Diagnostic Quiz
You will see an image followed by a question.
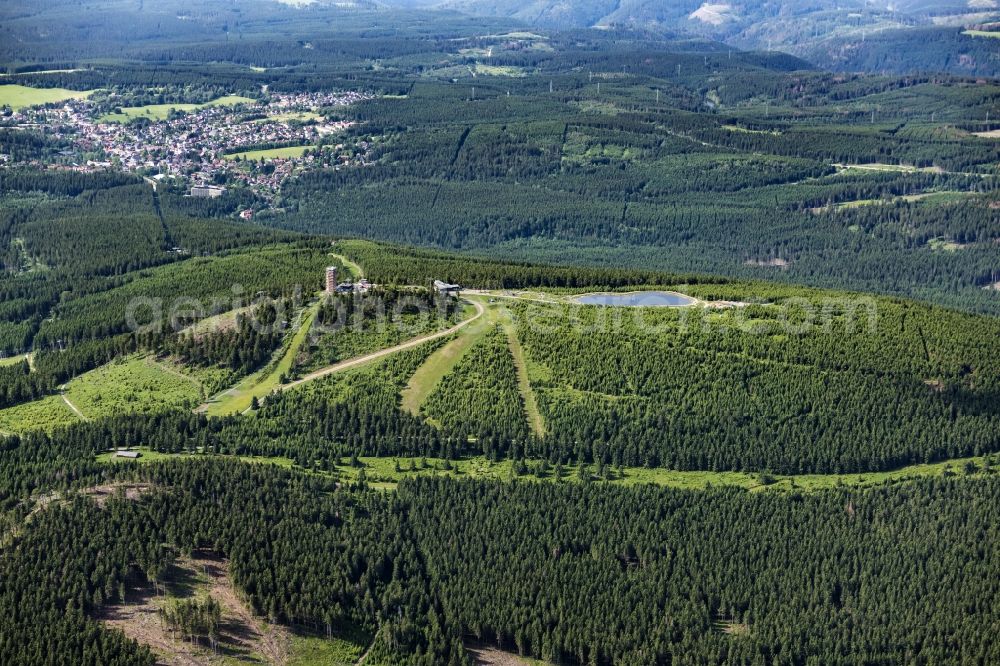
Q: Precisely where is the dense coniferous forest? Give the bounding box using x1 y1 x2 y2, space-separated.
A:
272 82 1000 314
405 476 1000 664
1 447 999 664
2 4 1000 664
512 297 1000 472
1 168 998 663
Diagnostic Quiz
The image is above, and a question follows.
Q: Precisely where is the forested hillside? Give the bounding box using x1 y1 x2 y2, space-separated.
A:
807 26 1000 77
2 445 999 664
394 0 1000 76
1 191 998 663
1 7 999 664
270 63 1000 314
3 9 999 312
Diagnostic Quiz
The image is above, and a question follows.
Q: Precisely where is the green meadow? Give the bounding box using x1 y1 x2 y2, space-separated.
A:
963 29 1000 39
288 625 370 666
334 454 998 492
97 448 997 495
0 354 30 368
0 84 93 109
0 394 79 434
64 356 202 419
224 145 313 161
98 95 255 122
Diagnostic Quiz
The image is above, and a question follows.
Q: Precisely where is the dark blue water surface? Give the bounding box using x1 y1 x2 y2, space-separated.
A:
575 291 696 307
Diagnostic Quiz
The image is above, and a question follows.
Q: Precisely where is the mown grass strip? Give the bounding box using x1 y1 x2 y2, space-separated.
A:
202 301 319 417
503 323 545 437
400 298 497 415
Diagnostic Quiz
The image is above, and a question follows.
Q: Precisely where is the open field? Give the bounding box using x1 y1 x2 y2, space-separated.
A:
289 625 370 666
474 64 530 77
264 111 322 123
927 236 974 252
0 69 87 77
224 145 313 161
0 394 79 434
0 353 30 368
722 124 781 135
337 454 1000 493
64 355 202 419
502 322 545 437
328 251 364 279
0 84 93 109
96 448 296 467
834 162 945 174
899 191 975 204
810 190 975 213
95 449 998 494
98 95 255 123
181 306 254 337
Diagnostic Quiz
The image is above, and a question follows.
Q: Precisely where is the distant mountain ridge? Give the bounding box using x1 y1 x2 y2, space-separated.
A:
381 0 1000 74
386 0 990 32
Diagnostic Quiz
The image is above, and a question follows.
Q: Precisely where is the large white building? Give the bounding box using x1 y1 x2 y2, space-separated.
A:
190 185 226 198
434 280 462 294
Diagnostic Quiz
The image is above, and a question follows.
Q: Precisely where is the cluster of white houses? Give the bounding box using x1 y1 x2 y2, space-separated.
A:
1 92 374 201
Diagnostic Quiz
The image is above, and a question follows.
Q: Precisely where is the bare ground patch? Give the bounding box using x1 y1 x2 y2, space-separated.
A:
466 641 541 666
97 551 290 665
81 482 157 506
744 257 791 269
718 621 751 637
924 378 946 393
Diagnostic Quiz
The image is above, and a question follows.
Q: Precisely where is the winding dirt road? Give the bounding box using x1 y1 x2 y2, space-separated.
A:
280 299 485 392
59 387 89 421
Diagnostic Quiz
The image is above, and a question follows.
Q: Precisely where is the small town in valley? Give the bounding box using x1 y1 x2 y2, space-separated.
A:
0 90 374 201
